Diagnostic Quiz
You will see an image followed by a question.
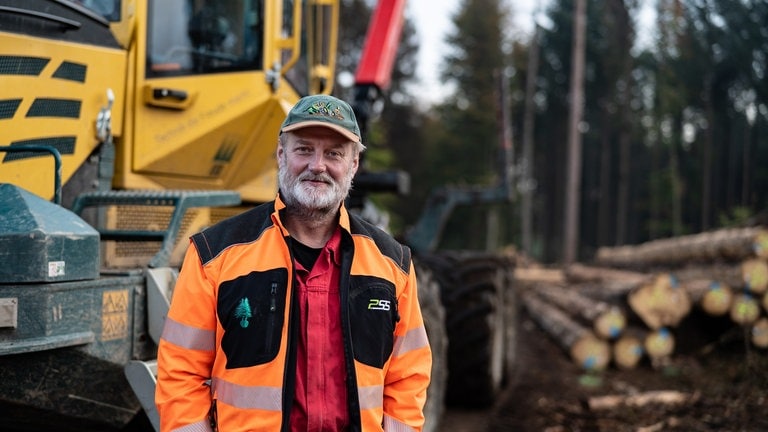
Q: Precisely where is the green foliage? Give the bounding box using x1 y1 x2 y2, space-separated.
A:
337 0 768 262
435 0 511 187
718 207 754 228
523 0 768 260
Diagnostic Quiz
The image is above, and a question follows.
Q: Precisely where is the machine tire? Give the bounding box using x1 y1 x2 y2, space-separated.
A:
414 258 448 432
437 251 517 408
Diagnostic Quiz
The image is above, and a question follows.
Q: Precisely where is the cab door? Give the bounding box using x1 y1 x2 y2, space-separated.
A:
122 0 299 203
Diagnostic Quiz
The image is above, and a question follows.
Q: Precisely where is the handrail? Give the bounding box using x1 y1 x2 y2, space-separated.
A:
0 145 63 205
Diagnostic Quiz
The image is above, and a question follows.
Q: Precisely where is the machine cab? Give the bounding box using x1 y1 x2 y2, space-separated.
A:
0 0 338 204
122 0 337 203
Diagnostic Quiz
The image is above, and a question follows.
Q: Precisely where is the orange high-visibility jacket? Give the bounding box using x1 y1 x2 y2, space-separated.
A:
155 196 432 432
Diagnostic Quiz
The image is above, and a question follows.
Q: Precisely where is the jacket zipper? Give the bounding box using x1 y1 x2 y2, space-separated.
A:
267 281 278 349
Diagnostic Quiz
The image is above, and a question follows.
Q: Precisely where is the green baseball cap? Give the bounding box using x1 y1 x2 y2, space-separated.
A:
280 94 361 143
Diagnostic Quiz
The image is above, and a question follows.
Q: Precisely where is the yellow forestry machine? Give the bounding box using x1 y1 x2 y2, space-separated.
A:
0 1 517 430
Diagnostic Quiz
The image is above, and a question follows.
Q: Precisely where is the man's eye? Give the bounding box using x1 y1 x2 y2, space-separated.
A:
327 151 343 158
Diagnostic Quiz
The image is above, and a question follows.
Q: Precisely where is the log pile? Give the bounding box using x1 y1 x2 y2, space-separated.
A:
516 226 768 372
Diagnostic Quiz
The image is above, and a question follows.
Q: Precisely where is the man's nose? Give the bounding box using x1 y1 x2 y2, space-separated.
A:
307 153 327 172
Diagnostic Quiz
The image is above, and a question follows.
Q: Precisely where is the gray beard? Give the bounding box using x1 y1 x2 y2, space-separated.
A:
278 167 354 222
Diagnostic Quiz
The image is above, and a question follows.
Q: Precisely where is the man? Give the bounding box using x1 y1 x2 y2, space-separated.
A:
155 94 432 432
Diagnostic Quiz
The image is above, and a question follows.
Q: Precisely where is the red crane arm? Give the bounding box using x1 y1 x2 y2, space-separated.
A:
354 0 407 91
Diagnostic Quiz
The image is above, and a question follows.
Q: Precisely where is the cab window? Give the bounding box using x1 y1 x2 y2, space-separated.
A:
147 0 263 77
74 0 121 21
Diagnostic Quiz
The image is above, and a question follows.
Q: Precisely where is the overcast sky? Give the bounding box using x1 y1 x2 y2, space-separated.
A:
407 0 545 105
406 0 655 106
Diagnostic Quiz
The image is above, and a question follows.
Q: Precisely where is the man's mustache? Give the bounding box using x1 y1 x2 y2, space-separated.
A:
299 173 334 184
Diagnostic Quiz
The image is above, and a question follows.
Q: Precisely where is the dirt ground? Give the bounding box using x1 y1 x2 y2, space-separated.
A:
438 308 768 432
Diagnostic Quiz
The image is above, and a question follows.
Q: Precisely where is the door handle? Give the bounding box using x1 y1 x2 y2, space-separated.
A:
153 88 188 101
143 85 195 109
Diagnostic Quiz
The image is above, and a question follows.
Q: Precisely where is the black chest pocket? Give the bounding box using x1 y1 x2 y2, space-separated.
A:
349 275 399 369
218 268 288 368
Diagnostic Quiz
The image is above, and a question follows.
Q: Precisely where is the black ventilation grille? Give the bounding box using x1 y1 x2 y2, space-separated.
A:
0 55 49 76
53 61 87 82
2 137 77 162
27 98 81 118
0 99 22 119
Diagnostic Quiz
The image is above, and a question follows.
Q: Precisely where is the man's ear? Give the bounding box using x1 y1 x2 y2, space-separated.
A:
276 144 284 166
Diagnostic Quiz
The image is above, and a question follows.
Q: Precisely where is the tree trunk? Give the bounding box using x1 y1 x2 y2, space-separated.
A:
701 77 714 230
520 25 540 255
594 227 768 268
562 0 587 264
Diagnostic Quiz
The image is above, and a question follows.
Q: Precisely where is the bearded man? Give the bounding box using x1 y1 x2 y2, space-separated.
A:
155 94 432 432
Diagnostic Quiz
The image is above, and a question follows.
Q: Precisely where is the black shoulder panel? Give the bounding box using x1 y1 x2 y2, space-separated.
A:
348 212 411 275
191 201 276 264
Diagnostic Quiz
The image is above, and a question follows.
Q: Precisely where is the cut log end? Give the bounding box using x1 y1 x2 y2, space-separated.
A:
613 335 644 370
629 273 691 329
742 258 768 294
644 328 675 360
755 230 768 259
730 293 761 326
700 282 734 316
570 334 611 372
594 308 627 340
752 318 768 348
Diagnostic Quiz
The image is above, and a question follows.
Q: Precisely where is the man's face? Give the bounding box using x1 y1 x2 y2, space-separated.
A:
277 126 359 213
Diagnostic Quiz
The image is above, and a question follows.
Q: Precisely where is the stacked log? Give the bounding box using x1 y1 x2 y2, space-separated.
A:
753 318 768 348
643 327 676 367
612 329 645 369
520 287 611 372
590 226 768 354
515 226 768 374
628 273 691 330
682 280 733 316
594 226 768 269
534 283 627 339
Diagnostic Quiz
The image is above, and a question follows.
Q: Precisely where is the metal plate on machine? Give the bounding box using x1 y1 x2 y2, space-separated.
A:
0 298 18 328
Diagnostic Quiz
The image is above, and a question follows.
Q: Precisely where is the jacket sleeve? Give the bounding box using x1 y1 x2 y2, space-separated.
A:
155 242 218 432
382 260 432 431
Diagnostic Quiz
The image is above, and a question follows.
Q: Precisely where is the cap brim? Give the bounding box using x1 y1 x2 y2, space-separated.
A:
281 121 360 143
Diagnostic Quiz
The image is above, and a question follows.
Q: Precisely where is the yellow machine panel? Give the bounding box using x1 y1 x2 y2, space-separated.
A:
0 32 126 200
1 0 338 205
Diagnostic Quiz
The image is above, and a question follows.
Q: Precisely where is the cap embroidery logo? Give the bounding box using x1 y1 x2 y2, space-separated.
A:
307 101 345 120
234 298 252 328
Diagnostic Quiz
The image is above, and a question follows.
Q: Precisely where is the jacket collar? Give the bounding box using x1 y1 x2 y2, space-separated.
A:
272 193 352 235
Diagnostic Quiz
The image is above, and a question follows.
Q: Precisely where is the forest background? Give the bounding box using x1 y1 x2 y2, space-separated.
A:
333 0 768 264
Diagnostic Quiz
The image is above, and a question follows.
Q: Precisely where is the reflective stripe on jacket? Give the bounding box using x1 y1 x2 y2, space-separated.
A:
155 196 431 432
